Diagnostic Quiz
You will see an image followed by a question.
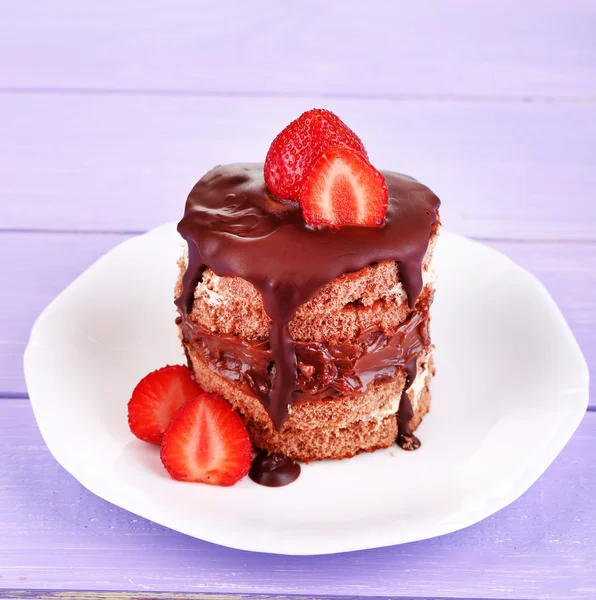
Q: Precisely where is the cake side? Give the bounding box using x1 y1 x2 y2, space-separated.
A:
175 162 441 459
177 268 435 401
177 229 438 341
185 345 434 461
176 254 437 461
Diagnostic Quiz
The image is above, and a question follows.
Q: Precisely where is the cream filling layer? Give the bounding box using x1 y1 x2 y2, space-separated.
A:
363 355 433 423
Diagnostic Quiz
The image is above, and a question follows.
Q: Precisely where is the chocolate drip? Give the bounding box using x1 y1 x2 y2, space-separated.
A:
177 240 205 317
397 260 424 309
175 163 440 437
397 358 422 451
268 321 297 429
249 451 301 487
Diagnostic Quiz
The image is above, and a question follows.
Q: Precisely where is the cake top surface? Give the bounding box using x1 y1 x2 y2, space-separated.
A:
177 163 440 322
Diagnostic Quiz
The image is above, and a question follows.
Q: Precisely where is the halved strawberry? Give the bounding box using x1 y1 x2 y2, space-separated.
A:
299 145 388 228
264 109 367 200
160 392 252 486
128 365 203 445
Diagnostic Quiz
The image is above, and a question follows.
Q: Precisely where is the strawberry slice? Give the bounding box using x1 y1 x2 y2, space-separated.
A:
299 145 388 228
128 365 203 445
264 109 367 200
160 392 252 486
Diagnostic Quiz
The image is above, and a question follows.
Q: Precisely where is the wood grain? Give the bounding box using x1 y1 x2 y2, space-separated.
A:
0 398 593 599
1 1 595 98
1 94 594 241
0 593 399 600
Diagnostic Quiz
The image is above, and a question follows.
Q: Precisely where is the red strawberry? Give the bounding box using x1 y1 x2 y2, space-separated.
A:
160 392 252 486
264 109 367 200
128 365 203 445
299 145 388 228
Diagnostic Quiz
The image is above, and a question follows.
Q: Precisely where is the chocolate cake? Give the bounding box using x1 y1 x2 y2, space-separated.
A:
175 162 440 465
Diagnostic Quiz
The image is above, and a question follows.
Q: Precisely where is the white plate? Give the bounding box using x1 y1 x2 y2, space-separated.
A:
24 224 589 555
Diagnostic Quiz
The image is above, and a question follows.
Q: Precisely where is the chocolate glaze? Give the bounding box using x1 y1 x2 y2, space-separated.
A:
176 163 440 436
249 451 301 487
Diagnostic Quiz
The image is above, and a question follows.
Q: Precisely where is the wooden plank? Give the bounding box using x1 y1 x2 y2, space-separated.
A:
0 232 131 396
0 232 594 407
0 398 594 599
0 596 462 600
1 0 595 98
1 94 595 240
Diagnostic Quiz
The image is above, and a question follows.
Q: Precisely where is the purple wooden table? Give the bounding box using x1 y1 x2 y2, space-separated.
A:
1 2 595 599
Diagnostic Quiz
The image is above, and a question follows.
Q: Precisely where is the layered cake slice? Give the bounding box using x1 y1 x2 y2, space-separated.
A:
175 110 440 479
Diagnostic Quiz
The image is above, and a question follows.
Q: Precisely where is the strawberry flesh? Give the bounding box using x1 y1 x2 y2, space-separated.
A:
160 392 252 486
264 109 367 200
299 145 388 228
128 365 203 445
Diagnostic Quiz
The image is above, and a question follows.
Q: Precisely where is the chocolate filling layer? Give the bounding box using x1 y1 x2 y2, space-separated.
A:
180 294 431 405
176 163 440 434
